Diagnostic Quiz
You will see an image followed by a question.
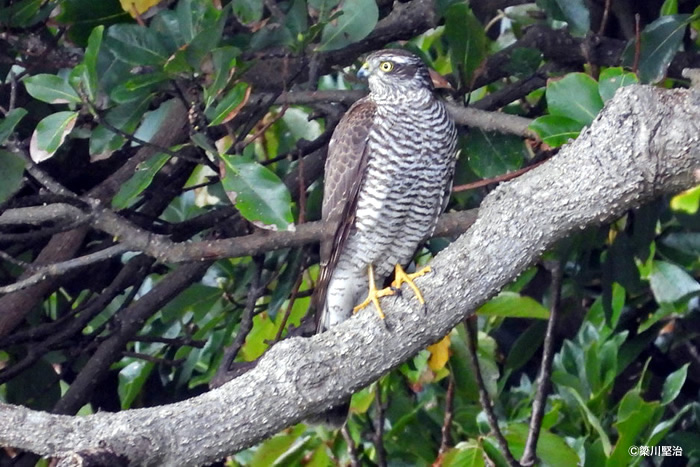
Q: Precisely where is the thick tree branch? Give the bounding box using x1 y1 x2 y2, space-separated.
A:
0 85 698 465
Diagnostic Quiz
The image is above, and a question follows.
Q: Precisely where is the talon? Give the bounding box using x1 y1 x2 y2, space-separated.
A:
391 264 431 305
353 264 395 319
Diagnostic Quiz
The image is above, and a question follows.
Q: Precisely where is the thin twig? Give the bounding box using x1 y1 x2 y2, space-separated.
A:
453 160 546 193
632 14 641 74
0 245 131 294
210 256 265 387
374 383 387 467
598 0 612 34
272 268 305 344
465 316 520 467
130 335 206 349
521 260 562 466
341 425 360 467
122 351 184 367
438 375 455 457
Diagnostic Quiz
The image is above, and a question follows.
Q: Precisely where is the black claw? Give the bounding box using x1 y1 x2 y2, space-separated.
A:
421 302 428 315
382 318 393 332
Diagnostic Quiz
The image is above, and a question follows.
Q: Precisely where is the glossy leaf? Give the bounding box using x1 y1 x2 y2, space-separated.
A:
23 74 81 105
441 441 485 467
444 3 487 87
622 15 691 83
0 150 26 203
218 153 294 231
529 115 583 147
538 0 590 36
29 111 79 162
89 99 151 159
464 130 526 178
0 108 28 145
112 152 172 209
207 82 250 125
105 24 171 66
232 0 263 24
317 0 378 51
77 25 104 101
661 363 688 405
477 292 549 319
502 423 581 466
56 0 129 45
546 73 603 126
598 67 639 102
118 359 155 409
649 260 700 304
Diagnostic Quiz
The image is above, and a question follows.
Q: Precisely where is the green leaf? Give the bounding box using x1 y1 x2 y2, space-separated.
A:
464 130 526 178
207 82 250 125
503 423 581 466
607 391 662 467
546 73 603 126
232 0 263 24
23 74 81 105
79 25 104 101
218 154 294 231
105 24 171 66
56 0 129 46
598 68 639 102
563 386 612 455
4 358 61 410
112 152 172 209
317 0 378 51
661 363 688 405
110 72 168 104
308 0 341 22
249 424 306 467
118 359 155 409
444 3 488 87
649 260 700 304
0 0 52 28
441 441 485 467
504 321 547 375
0 108 28 145
30 111 79 162
477 292 550 319
90 99 151 159
0 150 26 203
538 0 590 36
660 0 678 16
670 185 700 215
529 115 583 147
203 47 239 108
622 15 691 83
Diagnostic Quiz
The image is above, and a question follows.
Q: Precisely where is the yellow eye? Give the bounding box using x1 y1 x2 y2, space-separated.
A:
379 61 394 72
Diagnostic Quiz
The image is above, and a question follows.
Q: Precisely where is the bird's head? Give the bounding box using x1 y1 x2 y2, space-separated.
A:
357 49 433 98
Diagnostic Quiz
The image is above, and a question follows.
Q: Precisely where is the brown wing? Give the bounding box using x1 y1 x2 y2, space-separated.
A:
312 97 376 325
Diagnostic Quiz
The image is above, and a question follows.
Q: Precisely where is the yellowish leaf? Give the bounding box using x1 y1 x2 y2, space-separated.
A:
119 0 164 18
427 335 451 371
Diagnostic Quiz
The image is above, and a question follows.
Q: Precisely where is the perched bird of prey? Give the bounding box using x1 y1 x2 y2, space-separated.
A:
313 49 458 425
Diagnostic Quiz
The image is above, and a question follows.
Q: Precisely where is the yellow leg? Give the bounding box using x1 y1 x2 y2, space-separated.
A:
353 264 395 319
391 264 431 305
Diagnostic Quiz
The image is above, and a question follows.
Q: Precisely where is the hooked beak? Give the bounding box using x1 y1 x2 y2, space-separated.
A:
357 62 370 79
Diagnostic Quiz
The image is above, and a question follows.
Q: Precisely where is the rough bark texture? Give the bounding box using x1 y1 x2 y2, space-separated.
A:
1 85 698 466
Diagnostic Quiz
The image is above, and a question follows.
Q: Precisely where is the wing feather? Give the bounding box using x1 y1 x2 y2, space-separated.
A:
312 97 375 326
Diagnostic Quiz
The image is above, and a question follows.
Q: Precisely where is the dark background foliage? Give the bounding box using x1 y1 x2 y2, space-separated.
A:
0 0 699 465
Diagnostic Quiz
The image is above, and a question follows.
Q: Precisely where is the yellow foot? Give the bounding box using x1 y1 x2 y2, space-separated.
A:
391 264 431 305
353 264 395 319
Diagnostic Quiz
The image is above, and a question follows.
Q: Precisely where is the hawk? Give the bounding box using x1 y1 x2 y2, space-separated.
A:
313 49 458 424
